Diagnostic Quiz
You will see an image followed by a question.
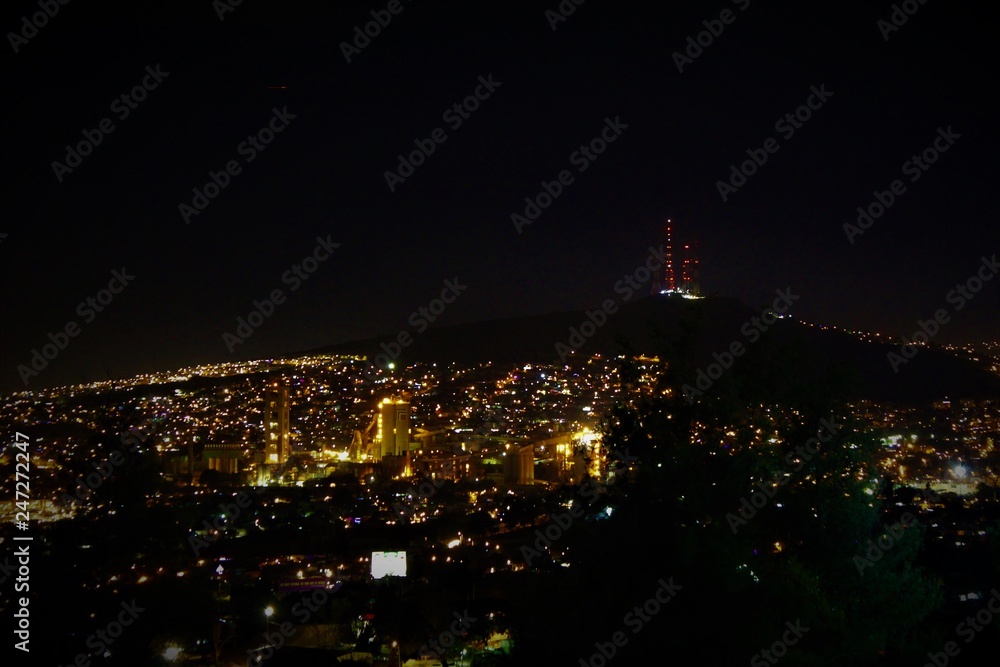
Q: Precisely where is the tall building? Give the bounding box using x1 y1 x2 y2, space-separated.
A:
376 395 410 460
265 381 291 465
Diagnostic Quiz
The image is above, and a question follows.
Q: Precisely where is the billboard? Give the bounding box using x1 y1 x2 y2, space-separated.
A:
371 551 407 578
277 576 335 594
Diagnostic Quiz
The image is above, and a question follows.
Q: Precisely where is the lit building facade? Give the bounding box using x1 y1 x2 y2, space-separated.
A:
265 381 291 465
203 444 245 474
377 396 410 460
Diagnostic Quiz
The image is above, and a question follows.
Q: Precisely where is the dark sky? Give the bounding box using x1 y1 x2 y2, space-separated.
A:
3 0 998 394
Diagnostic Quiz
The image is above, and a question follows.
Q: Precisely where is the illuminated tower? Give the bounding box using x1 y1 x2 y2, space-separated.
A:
664 219 677 292
658 219 701 297
679 239 700 295
264 381 291 465
376 396 410 460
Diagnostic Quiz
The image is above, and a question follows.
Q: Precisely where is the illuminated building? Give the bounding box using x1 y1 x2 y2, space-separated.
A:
265 381 291 465
203 444 244 474
377 395 410 460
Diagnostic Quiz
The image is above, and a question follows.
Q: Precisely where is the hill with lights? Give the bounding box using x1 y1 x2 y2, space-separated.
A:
310 294 1000 403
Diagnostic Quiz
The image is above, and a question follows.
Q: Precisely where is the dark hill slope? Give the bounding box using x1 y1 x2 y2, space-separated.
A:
309 296 999 402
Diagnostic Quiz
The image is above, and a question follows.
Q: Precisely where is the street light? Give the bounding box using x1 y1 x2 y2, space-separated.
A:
264 606 274 638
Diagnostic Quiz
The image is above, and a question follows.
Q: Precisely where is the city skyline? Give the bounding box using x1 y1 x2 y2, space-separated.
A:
3 2 999 665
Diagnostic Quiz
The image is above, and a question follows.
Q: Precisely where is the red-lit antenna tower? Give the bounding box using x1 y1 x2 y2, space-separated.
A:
661 220 701 296
681 241 698 294
679 240 700 294
664 219 676 291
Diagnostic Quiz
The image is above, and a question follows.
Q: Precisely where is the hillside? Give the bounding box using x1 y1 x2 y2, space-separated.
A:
308 295 1000 403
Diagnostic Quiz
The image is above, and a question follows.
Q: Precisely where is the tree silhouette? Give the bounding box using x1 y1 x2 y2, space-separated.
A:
575 316 943 664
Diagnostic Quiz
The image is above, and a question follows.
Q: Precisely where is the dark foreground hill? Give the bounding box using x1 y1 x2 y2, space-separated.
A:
308 295 1000 403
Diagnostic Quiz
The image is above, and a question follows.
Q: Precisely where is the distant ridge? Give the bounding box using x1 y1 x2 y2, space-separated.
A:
305 295 1000 403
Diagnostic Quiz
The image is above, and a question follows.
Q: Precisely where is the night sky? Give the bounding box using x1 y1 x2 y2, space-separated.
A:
3 0 997 393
